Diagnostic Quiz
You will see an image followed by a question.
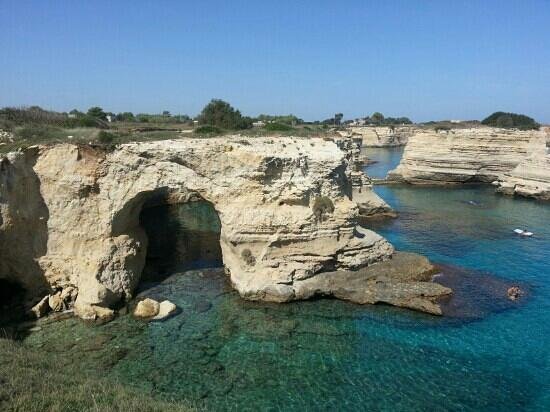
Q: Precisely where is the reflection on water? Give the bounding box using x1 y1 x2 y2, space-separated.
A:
19 148 550 411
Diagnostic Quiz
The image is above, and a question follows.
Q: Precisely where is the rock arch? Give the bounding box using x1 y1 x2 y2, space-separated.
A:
1 138 396 320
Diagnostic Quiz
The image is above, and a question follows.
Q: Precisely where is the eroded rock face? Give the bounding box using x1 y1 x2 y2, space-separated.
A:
340 126 413 147
495 144 550 200
0 137 397 317
388 128 547 186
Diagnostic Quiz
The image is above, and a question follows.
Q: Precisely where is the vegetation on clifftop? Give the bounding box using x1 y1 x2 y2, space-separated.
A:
481 112 540 130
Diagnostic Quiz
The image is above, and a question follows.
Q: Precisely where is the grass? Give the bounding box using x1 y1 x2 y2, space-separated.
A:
0 336 198 412
0 121 335 154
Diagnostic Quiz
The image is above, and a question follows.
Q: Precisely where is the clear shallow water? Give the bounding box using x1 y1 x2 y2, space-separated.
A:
23 148 550 411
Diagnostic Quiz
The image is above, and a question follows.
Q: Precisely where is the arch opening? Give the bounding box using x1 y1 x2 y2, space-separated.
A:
138 194 223 282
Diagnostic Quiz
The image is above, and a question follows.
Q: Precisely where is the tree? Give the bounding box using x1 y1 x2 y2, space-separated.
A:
334 113 344 126
116 112 135 122
162 110 171 117
87 106 107 120
197 99 252 130
371 112 385 125
481 111 539 130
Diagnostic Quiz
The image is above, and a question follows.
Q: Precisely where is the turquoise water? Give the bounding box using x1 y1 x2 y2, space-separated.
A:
23 148 550 411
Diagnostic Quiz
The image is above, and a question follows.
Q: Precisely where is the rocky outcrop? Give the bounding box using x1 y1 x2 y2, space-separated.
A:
341 126 413 147
335 136 395 218
1 137 423 318
494 144 550 200
388 128 547 185
293 251 451 315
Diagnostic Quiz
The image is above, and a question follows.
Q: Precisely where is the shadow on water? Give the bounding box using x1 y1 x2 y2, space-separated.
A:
138 199 223 290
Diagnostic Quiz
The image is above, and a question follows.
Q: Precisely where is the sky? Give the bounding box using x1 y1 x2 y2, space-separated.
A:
1 0 549 122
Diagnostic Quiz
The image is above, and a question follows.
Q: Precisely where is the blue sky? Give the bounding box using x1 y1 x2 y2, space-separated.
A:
1 0 549 122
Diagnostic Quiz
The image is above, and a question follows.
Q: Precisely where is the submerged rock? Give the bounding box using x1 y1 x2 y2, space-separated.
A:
507 286 523 301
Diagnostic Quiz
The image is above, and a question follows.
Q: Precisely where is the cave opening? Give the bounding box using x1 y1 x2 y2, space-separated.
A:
139 196 223 282
0 279 27 325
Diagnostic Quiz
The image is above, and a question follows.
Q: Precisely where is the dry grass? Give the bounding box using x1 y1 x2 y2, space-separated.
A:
0 337 198 412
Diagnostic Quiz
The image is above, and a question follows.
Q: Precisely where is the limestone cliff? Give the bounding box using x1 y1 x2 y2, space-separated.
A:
495 146 550 200
0 136 452 319
0 138 389 315
388 128 547 186
340 126 412 147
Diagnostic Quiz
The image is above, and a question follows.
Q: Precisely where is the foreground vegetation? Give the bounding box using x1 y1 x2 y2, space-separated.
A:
0 336 197 412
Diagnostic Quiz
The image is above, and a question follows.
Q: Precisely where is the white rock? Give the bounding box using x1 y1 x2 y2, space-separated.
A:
133 298 160 318
389 127 547 185
153 300 177 320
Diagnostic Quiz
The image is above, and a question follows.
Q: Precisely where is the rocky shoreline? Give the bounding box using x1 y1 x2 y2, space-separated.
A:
0 136 448 324
387 127 550 200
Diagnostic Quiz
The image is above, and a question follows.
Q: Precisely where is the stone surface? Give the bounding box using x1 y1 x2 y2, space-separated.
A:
30 295 50 319
74 302 115 323
293 252 451 315
153 300 177 320
335 135 395 218
0 137 403 317
388 128 547 186
495 142 550 200
48 292 64 312
133 298 160 318
340 126 413 147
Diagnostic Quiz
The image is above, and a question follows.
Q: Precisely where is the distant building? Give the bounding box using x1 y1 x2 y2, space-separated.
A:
252 120 266 127
106 115 113 123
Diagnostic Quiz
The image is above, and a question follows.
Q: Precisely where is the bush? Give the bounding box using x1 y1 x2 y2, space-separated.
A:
481 112 539 130
197 99 252 130
263 122 294 132
312 196 335 221
194 125 223 135
241 249 256 266
97 130 117 143
14 124 62 140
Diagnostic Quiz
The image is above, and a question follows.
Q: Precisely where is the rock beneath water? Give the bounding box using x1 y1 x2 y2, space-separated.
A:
30 295 50 319
293 252 452 315
153 300 177 320
507 286 523 301
133 298 160 318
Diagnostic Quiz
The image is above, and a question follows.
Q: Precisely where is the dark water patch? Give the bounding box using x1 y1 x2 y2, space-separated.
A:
434 264 529 320
139 200 222 282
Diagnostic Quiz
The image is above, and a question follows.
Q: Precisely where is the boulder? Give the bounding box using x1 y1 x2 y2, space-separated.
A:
48 292 64 312
153 300 177 320
30 296 50 319
133 298 160 318
507 286 523 301
74 302 115 324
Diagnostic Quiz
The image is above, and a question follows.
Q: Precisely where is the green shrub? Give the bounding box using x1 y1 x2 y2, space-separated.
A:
194 125 223 135
263 122 294 132
97 130 118 143
14 125 63 140
197 99 252 130
241 249 256 266
481 112 539 130
312 196 335 221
